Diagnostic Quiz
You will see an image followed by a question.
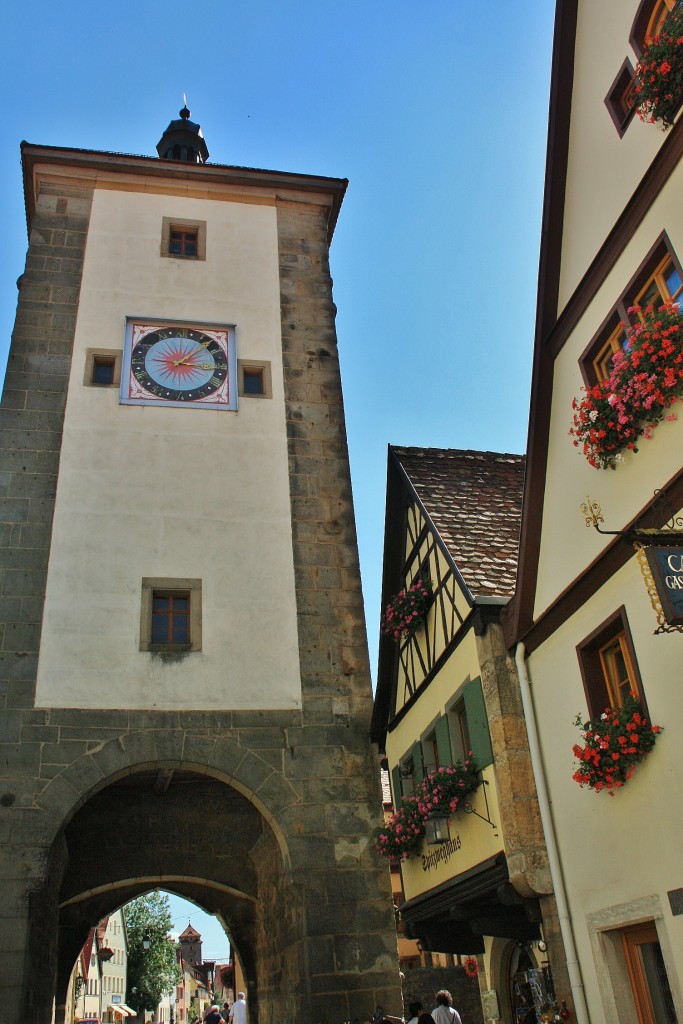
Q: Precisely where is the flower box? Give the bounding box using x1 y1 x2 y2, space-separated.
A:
634 4 683 130
569 302 683 469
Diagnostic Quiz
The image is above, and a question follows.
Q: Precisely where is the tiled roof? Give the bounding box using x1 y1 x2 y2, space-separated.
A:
392 447 525 599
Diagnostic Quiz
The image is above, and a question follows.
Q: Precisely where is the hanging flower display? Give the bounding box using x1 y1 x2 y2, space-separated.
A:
634 4 683 129
375 759 479 859
572 692 662 794
463 957 479 978
569 302 683 469
380 575 433 642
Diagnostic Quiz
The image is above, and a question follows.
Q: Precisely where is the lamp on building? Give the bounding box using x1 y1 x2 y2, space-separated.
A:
424 808 450 845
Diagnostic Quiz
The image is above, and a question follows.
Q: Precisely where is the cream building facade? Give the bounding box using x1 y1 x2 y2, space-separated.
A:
505 3 683 1023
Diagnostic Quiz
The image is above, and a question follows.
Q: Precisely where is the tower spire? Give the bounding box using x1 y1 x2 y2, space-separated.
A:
157 98 209 164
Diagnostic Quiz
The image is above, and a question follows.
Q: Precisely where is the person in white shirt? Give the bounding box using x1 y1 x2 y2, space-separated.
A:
229 992 247 1024
431 990 462 1024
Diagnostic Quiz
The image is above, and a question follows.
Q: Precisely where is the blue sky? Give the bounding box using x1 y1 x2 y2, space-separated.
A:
3 0 555 956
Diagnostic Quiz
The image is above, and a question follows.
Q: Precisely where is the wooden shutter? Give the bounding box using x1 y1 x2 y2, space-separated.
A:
412 742 425 786
463 676 493 768
391 765 402 807
435 715 453 767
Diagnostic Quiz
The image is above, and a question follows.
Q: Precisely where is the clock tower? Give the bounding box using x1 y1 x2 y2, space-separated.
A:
0 111 401 1023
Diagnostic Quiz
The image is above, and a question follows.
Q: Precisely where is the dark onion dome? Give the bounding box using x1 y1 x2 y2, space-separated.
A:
156 102 209 164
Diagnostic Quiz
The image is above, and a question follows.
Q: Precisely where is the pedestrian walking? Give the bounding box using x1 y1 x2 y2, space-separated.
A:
431 990 462 1024
229 991 247 1024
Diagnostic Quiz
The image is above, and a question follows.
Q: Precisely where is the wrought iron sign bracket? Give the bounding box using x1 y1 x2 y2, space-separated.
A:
579 495 683 634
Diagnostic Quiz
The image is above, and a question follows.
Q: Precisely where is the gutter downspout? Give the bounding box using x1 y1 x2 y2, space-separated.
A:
515 642 591 1024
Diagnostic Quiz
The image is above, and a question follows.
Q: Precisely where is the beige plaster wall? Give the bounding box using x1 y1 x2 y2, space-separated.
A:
534 175 683 619
558 0 673 311
35 186 302 709
526 557 683 1021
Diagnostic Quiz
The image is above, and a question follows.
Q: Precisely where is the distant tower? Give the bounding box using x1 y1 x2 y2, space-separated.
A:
179 924 203 966
0 108 401 1024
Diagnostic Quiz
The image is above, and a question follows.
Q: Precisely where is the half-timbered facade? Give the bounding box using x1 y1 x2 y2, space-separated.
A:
372 447 571 1024
503 2 683 1023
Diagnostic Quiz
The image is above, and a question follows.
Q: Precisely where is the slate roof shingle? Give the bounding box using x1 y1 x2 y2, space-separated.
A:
392 446 525 600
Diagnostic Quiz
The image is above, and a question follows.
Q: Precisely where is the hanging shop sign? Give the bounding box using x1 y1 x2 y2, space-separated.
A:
644 547 683 625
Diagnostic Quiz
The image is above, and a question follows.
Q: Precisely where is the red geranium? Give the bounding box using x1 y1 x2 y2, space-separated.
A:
634 4 683 129
572 692 662 794
569 302 683 469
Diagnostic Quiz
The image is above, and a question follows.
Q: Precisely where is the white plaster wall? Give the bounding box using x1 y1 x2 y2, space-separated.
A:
534 173 683 619
35 186 302 709
558 0 673 311
526 559 683 1022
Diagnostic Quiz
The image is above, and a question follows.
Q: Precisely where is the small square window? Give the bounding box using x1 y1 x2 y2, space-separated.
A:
84 349 122 388
169 229 198 258
577 607 646 719
160 217 207 261
238 359 273 399
243 368 264 395
140 577 202 652
605 59 638 136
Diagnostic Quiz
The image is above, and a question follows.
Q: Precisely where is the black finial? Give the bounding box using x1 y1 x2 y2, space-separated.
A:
180 93 191 120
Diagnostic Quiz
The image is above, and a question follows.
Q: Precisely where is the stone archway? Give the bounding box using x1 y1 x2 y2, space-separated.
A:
20 727 399 1024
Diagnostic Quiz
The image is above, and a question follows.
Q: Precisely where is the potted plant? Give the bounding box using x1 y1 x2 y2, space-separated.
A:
380 575 433 642
634 3 683 129
569 301 683 468
572 692 662 793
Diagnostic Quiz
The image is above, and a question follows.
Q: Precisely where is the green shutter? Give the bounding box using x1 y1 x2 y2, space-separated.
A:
391 766 401 807
412 742 424 785
463 676 493 768
435 715 453 767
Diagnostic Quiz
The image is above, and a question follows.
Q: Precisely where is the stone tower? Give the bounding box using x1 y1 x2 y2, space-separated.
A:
0 110 401 1023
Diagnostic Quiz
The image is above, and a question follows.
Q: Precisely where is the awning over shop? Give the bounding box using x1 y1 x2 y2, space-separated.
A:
118 1006 136 1016
109 1005 132 1017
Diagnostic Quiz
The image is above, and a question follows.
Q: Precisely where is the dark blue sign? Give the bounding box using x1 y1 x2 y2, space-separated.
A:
645 547 683 625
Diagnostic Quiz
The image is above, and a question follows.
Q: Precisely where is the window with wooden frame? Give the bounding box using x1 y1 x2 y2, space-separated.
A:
621 922 678 1024
237 359 273 399
169 228 198 258
160 217 207 261
605 59 638 135
140 577 202 652
631 0 677 56
581 235 683 385
83 348 122 388
447 699 471 764
577 607 647 720
421 715 452 775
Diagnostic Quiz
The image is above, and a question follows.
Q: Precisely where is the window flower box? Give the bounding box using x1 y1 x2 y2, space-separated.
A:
375 759 479 859
569 301 683 469
380 576 433 642
572 692 662 793
634 3 683 130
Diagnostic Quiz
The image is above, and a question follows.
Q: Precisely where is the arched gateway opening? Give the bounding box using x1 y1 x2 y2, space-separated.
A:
49 764 294 1024
16 719 401 1024
50 770 280 1024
